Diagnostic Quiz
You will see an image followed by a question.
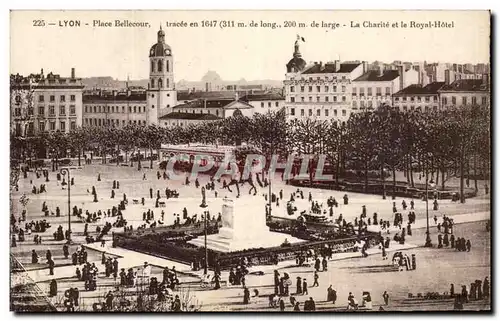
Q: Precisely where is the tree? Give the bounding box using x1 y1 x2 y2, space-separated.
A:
46 130 68 171
68 127 89 166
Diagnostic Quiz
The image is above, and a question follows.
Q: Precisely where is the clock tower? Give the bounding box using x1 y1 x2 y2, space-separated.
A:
147 26 177 125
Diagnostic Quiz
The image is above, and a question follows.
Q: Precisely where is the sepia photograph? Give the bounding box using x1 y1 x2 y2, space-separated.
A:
9 9 491 312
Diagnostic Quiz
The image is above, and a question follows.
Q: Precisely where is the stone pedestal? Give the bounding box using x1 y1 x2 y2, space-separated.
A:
188 197 304 252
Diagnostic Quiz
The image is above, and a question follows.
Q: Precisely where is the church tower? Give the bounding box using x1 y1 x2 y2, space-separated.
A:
147 26 177 125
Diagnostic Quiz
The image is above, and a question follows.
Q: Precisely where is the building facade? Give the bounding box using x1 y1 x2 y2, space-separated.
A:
241 92 285 114
82 89 147 127
352 68 400 112
438 78 490 109
10 69 84 136
392 82 445 112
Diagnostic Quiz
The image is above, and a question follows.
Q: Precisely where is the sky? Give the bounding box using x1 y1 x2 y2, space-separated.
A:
10 10 490 81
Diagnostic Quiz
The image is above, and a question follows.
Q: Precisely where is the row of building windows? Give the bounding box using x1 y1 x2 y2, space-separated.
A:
399 105 439 112
151 59 170 73
13 105 76 117
290 85 347 93
84 118 147 127
352 87 392 96
290 96 347 103
38 94 76 103
290 75 348 82
15 120 76 133
177 109 220 116
441 96 488 105
151 78 170 89
394 96 438 102
84 105 147 114
260 101 280 108
289 108 347 117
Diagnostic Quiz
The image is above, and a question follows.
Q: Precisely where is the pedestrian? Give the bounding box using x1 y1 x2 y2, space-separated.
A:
49 279 58 297
410 199 414 210
296 276 302 294
450 284 455 297
279 297 285 311
48 258 55 275
411 254 416 270
63 244 69 259
293 302 300 311
466 240 471 252
483 277 490 299
313 271 319 287
302 278 308 295
243 287 250 304
383 291 389 305
322 257 328 271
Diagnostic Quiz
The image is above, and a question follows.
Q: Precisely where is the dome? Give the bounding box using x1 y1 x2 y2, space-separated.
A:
287 57 306 73
149 42 172 57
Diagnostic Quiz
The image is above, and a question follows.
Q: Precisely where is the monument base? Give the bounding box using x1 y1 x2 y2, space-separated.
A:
188 230 304 253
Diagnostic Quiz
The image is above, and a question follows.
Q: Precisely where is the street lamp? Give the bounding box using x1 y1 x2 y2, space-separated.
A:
200 187 208 275
59 167 72 244
424 168 433 247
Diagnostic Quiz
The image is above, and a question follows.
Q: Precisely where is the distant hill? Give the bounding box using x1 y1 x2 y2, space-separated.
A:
81 71 284 90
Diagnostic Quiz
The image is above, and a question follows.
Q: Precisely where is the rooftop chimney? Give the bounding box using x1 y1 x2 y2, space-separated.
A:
235 92 239 101
362 61 368 73
482 73 489 87
398 65 405 91
378 65 384 77
71 68 75 79
334 60 341 72
444 69 451 85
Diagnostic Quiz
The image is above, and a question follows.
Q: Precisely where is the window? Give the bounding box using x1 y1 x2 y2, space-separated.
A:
151 60 155 72
122 120 125 126
50 121 56 131
300 86 305 92
316 86 321 92
60 121 66 131
482 96 487 105
334 109 338 116
308 109 312 116
333 96 337 102
433 105 438 111
275 102 279 107
166 60 169 72
352 101 357 108
451 96 456 105
158 60 163 72
403 97 407 102
122 106 125 113
325 86 329 92
403 106 407 112
14 108 21 116
317 109 321 116
376 87 382 96
342 110 346 116
442 97 447 105
38 106 45 115
367 88 372 96
301 97 305 102
60 95 65 102
308 86 313 92
471 96 477 105
316 96 320 102
50 95 55 102
70 95 75 102
425 97 430 102
71 121 76 130
39 121 45 132
268 102 271 107
342 96 346 102
385 87 391 95
39 95 44 102
325 109 329 117
433 96 438 102
290 108 295 116
261 102 264 107
411 97 415 102
290 86 295 92
112 106 115 113
360 101 365 108
98 119 102 126
151 79 155 88
216 110 219 116
290 97 295 103
15 123 21 135
359 88 364 95
129 106 132 112
134 106 137 113
84 106 88 113
309 97 313 102
49 105 55 116
342 86 346 93
410 106 415 111
325 96 329 102
425 106 430 112
342 76 346 80
70 105 76 115
158 78 163 88
333 86 337 92
352 88 357 96
462 96 467 105
395 97 400 101
368 101 373 108
301 109 305 116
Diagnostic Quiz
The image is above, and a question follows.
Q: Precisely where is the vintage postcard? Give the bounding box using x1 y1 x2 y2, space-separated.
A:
9 10 491 312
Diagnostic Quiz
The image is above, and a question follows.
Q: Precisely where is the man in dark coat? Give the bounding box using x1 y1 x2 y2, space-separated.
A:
302 278 308 295
296 277 302 294
49 279 57 297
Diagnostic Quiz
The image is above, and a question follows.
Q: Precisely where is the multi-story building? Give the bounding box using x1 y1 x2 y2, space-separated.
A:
352 67 400 112
283 39 365 122
438 78 490 109
241 92 285 114
392 82 445 113
160 96 254 127
82 89 147 128
10 68 84 136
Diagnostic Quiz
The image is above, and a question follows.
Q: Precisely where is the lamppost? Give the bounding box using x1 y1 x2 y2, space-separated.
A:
424 167 433 247
199 187 208 275
59 167 72 244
